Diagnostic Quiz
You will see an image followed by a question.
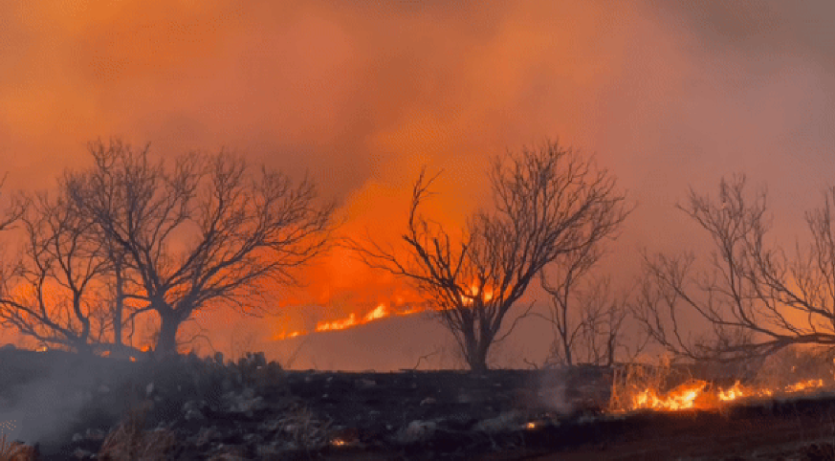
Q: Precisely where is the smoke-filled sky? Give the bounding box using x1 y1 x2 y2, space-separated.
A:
2 0 835 369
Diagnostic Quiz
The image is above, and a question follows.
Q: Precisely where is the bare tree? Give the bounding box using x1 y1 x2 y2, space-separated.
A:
0 190 109 354
541 267 639 367
68 139 334 356
634 175 835 362
351 140 630 371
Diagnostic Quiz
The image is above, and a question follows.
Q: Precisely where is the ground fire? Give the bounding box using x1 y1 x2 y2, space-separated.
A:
617 377 829 413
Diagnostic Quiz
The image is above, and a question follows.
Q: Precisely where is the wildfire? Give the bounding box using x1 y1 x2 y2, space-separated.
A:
718 381 751 401
631 380 708 411
786 379 824 392
461 285 494 306
271 282 496 341
625 378 829 413
316 313 357 332
272 302 429 341
363 304 388 321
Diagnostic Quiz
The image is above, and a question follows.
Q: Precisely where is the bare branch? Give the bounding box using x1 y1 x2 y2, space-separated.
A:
350 140 631 371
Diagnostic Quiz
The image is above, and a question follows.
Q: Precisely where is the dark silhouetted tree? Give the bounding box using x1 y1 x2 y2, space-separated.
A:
634 175 835 362
352 140 630 371
541 268 639 367
68 139 334 356
0 189 109 354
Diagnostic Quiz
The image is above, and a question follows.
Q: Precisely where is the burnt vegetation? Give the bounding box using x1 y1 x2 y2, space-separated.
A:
4 139 835 460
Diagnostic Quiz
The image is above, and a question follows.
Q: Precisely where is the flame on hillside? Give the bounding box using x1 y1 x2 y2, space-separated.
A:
272 302 430 340
271 284 498 341
461 285 494 306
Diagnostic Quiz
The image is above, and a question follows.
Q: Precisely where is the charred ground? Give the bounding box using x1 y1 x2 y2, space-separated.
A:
1 349 835 460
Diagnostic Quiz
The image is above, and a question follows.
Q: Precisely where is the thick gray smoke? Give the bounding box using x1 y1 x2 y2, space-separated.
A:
0 350 135 447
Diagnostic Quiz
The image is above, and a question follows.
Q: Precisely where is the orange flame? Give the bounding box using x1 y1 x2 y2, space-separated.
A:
627 378 828 413
272 302 429 341
316 313 358 332
363 304 388 322
786 379 824 392
271 280 495 341
631 380 708 411
461 285 494 306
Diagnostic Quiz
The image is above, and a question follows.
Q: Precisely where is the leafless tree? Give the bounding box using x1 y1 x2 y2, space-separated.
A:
633 175 835 363
541 268 639 367
351 140 630 371
68 139 334 356
0 190 110 354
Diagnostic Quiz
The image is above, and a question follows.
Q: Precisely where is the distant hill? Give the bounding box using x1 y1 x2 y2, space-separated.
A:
260 312 465 371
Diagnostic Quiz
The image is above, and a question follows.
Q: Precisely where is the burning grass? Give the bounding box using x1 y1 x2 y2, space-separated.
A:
0 434 36 461
609 356 831 414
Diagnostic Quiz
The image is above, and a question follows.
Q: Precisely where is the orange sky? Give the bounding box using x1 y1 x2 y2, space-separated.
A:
2 1 835 369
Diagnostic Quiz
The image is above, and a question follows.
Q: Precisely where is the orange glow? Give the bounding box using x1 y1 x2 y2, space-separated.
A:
271 302 433 341
4 0 826 372
624 378 829 413
271 283 496 341
718 381 749 401
316 313 357 332
786 379 824 392
460 284 495 306
313 303 413 332
631 380 709 411
364 304 388 322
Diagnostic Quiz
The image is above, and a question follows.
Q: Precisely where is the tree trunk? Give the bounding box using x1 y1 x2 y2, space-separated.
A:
155 312 181 357
563 337 573 366
74 339 93 357
113 262 124 347
465 339 490 372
